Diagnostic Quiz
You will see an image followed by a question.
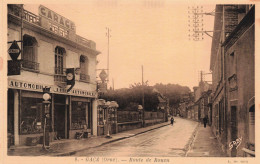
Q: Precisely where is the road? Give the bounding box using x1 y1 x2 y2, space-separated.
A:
74 117 198 157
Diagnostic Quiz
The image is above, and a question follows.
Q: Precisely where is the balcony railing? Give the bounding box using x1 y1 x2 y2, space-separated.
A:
23 10 40 25
21 60 39 72
76 35 92 48
8 5 22 17
8 5 40 26
54 75 66 83
54 68 66 83
80 73 90 83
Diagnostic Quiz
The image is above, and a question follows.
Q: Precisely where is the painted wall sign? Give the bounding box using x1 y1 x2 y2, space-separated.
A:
39 5 75 31
8 79 96 98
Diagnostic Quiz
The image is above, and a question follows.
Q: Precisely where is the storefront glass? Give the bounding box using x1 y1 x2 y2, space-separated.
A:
97 108 104 125
71 101 87 129
20 97 43 134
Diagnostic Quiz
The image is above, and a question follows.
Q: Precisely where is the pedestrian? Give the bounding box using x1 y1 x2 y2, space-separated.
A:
171 116 174 126
203 116 207 128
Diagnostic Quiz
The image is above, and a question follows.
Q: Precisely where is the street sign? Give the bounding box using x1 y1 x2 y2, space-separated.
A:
8 40 21 61
8 60 21 75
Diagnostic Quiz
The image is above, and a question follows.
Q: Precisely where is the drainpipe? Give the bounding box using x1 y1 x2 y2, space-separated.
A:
222 5 228 155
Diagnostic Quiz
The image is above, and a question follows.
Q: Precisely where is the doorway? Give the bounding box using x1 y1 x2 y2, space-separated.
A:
230 106 237 157
54 104 66 139
8 90 14 147
54 94 66 139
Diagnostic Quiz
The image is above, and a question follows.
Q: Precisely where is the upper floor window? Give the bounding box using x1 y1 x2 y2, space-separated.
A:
79 55 90 82
22 34 39 71
55 46 66 75
229 52 236 77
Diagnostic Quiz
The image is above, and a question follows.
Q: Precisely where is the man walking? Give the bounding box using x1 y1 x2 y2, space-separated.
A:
203 116 207 128
171 116 174 126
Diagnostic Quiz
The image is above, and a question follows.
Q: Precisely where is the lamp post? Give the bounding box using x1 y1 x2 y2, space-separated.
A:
42 87 51 150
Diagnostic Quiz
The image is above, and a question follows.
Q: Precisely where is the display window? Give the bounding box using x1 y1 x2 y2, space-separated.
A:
71 101 87 130
97 108 104 125
20 97 43 134
108 108 117 123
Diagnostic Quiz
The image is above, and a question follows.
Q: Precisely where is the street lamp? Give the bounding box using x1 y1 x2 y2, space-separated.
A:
42 87 51 150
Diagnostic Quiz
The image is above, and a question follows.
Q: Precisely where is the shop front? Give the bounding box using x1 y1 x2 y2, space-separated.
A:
69 96 92 139
8 79 97 146
97 99 118 136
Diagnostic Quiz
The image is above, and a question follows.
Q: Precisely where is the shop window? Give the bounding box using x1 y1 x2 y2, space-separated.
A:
79 55 90 82
22 34 39 71
71 101 87 130
20 97 43 134
97 108 104 125
106 107 117 124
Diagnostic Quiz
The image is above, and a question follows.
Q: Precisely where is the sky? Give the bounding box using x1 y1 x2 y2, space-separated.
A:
24 1 215 90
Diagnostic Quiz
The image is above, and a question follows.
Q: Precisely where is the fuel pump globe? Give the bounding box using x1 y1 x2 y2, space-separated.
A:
43 93 51 101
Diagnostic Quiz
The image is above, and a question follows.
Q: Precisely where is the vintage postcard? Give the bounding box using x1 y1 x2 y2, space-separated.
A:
0 0 259 164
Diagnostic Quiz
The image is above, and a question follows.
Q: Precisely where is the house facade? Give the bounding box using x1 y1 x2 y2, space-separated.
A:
7 4 100 146
210 5 255 157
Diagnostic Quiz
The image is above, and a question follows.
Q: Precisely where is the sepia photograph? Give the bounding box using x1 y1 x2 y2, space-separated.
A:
0 0 258 163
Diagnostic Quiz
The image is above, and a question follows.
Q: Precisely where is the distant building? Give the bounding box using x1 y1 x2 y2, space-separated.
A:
210 5 255 157
7 5 100 146
193 81 212 122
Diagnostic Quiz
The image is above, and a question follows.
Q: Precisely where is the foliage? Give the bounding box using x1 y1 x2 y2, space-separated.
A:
100 82 191 111
154 83 191 107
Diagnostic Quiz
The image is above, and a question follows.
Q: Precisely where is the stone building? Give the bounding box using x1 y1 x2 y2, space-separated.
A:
7 5 100 146
210 5 255 157
193 81 212 123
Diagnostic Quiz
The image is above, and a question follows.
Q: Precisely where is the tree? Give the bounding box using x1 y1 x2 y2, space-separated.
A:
99 82 190 111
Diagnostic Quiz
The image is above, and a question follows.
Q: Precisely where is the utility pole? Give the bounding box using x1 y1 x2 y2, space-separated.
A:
142 65 145 127
142 65 144 109
201 71 203 82
188 5 222 40
106 27 111 85
112 78 114 90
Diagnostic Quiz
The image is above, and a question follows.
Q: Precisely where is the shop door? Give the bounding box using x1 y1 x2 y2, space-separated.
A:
54 104 66 139
54 94 66 139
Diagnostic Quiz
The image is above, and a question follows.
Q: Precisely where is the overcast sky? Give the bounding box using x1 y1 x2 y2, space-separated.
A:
24 1 215 90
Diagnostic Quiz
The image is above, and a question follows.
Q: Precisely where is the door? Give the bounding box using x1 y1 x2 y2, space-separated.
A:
230 106 237 157
8 90 14 147
54 94 66 139
54 104 66 139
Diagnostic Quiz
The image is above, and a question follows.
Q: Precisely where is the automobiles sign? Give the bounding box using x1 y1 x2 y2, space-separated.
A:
8 40 21 61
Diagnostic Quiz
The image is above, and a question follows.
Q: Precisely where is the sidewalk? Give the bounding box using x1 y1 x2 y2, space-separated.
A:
186 123 227 157
8 121 170 156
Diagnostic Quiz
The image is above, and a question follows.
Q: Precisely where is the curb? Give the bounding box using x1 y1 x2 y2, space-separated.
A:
98 123 171 147
184 122 200 156
52 123 171 156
